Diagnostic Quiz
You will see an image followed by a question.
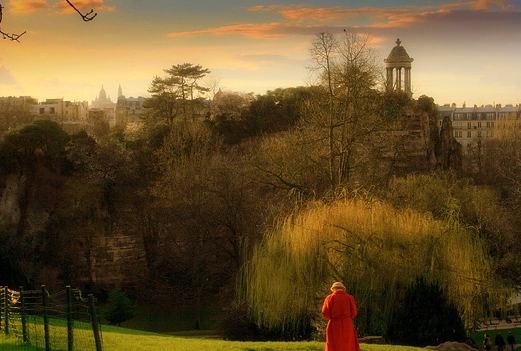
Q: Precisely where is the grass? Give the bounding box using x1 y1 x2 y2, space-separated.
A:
0 323 426 351
99 303 221 332
0 316 425 351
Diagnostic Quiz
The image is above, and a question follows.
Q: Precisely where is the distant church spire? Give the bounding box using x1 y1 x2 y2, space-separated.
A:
118 84 123 98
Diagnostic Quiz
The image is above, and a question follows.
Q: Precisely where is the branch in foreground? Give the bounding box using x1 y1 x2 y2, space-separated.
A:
0 3 26 42
65 0 97 22
0 29 27 42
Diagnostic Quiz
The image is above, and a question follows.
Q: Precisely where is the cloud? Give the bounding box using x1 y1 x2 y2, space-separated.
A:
8 0 49 14
167 22 318 39
473 0 517 10
54 0 115 14
166 0 519 40
0 66 17 85
8 0 114 15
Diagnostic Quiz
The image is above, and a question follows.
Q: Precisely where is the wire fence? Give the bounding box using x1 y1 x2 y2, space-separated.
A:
0 285 103 351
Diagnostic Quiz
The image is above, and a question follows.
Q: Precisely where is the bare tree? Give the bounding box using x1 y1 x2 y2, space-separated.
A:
307 30 382 190
0 0 97 42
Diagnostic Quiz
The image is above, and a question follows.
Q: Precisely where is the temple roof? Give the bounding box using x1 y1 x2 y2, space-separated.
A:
385 39 413 63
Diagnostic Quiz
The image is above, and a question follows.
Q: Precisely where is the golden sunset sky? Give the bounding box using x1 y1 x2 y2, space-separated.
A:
1 0 521 105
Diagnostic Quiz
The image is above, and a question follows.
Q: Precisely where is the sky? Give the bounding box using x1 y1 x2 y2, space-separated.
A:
0 0 521 105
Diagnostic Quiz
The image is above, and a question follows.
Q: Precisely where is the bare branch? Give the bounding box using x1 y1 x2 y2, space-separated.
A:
0 0 97 43
0 2 26 42
65 0 98 22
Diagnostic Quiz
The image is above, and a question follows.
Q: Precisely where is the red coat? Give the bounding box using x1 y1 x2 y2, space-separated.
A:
321 290 360 351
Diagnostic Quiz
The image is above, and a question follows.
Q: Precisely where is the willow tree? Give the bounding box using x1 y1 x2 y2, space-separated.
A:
240 198 508 337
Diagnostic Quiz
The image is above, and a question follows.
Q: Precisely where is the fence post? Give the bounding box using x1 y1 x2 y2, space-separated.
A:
88 294 103 351
66 286 74 351
20 286 28 343
0 286 3 333
41 285 51 351
3 286 9 336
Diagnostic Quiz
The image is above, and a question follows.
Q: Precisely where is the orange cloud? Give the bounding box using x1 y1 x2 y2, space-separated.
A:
167 0 519 39
249 5 366 22
248 1 517 25
473 0 517 10
9 0 49 14
8 0 114 15
54 0 115 14
168 23 293 39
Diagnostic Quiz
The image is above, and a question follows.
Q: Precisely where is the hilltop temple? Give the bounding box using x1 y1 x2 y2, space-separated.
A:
385 38 414 97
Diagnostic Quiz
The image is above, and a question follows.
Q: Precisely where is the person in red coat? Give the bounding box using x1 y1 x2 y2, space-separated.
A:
322 282 360 351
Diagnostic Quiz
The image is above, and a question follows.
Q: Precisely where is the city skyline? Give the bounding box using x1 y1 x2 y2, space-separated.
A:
1 0 521 104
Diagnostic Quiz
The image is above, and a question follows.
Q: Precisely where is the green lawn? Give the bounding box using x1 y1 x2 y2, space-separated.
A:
0 322 425 351
468 327 521 348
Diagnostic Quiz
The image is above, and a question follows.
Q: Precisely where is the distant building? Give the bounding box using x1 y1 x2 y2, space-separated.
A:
31 98 88 122
90 86 118 126
0 96 38 113
437 104 521 156
32 98 65 121
114 85 147 128
64 100 88 121
91 85 116 110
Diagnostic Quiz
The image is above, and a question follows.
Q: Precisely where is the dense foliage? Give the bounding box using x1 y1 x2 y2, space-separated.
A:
1 31 520 341
241 199 504 338
386 278 465 346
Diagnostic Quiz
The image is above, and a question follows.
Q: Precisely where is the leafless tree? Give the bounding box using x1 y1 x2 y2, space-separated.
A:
307 30 382 190
0 0 97 42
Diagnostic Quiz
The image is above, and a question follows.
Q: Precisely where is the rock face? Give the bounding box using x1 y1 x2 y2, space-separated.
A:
0 172 148 289
0 174 23 225
438 116 463 170
375 103 462 177
76 230 148 288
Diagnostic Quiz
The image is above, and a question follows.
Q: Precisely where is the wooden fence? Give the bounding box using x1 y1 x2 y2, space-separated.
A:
0 285 103 351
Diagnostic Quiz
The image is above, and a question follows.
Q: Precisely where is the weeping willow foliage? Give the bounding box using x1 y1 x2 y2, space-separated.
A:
241 199 507 336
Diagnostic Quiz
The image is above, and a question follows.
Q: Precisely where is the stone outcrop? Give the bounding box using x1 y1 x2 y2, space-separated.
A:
374 102 462 176
0 172 148 289
437 116 463 170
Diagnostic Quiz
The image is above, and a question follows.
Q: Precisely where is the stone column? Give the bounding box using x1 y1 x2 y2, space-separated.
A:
396 68 402 91
386 68 394 91
405 68 412 95
404 68 408 94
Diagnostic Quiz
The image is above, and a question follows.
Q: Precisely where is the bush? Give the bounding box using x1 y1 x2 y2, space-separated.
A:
104 288 135 326
386 277 465 346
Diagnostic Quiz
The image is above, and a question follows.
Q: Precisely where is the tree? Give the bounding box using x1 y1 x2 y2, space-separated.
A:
146 63 211 123
307 30 382 190
105 288 135 326
0 120 69 175
0 0 97 42
256 31 385 196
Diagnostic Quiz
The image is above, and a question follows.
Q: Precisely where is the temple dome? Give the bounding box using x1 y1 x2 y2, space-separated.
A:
99 86 107 100
385 39 413 64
